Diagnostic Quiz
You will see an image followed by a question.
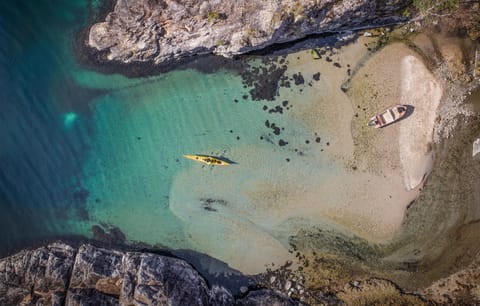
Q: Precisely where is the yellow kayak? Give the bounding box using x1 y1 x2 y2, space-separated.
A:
183 154 231 166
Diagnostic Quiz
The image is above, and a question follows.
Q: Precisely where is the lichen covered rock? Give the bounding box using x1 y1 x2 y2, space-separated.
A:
87 0 409 65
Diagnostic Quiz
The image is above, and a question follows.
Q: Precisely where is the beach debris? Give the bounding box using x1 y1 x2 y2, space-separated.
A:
474 49 479 78
310 48 322 59
473 138 480 157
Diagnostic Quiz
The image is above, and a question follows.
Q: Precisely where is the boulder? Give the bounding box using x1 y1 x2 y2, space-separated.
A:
0 242 302 305
87 0 409 66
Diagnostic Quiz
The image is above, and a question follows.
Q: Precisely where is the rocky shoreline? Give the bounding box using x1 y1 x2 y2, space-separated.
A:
4 241 480 305
0 242 302 305
79 0 411 76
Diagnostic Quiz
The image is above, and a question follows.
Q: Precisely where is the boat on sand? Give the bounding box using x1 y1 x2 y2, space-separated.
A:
183 154 231 166
368 104 408 128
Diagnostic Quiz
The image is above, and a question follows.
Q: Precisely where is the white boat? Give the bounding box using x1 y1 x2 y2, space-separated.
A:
368 104 408 128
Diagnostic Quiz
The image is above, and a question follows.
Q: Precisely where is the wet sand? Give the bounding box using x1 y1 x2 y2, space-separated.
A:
169 34 444 274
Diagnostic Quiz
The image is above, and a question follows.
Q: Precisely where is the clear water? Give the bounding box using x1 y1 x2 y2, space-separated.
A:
0 0 327 265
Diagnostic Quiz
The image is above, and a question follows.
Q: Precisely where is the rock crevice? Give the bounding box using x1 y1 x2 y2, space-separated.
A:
0 243 301 305
87 0 410 66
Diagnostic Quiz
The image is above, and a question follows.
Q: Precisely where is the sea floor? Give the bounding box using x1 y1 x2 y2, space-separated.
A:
2 0 471 277
75 34 436 274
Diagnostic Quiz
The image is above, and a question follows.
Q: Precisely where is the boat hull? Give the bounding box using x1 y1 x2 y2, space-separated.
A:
183 154 230 166
368 104 408 128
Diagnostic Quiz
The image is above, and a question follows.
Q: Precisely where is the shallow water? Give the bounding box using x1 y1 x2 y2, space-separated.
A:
0 0 330 263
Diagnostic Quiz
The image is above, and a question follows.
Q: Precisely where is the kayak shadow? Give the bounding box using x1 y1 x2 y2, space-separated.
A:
216 156 237 165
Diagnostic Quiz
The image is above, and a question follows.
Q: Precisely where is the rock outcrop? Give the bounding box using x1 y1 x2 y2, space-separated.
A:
0 243 301 305
87 0 409 65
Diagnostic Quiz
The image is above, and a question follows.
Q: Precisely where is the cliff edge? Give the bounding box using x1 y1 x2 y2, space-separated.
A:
87 0 409 65
0 243 301 306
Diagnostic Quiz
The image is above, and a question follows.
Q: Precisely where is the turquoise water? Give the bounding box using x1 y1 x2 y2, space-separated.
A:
0 0 326 262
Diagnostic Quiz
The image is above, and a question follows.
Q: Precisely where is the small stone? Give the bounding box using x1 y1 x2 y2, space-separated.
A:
270 276 276 284
285 281 292 291
240 286 248 293
473 138 480 157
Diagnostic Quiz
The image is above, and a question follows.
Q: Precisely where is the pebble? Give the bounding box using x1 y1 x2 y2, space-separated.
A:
285 280 292 291
240 286 248 293
270 276 276 283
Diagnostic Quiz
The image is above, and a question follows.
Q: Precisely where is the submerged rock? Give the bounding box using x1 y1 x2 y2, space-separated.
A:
87 0 409 66
0 242 299 306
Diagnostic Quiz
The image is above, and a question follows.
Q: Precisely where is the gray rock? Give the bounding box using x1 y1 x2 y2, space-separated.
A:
0 242 301 306
473 138 480 157
236 289 303 306
0 243 76 305
87 0 409 66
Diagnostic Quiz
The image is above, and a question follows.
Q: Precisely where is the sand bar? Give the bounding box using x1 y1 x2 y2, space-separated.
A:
169 36 442 274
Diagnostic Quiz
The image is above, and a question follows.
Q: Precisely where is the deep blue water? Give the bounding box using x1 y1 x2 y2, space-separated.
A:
0 0 97 251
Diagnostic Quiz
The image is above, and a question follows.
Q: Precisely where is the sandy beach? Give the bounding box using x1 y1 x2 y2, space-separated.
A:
169 34 444 274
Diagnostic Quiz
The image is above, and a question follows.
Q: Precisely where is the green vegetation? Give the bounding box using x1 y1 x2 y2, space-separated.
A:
207 11 221 23
413 0 459 16
242 27 257 46
292 3 304 19
310 49 321 60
